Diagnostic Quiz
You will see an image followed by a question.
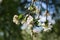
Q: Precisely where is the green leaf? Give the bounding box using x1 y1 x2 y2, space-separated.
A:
18 14 23 20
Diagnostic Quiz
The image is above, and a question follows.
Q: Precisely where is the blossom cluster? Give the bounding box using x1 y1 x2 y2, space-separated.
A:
13 0 56 35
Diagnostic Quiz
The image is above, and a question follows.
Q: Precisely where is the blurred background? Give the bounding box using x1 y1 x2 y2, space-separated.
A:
0 0 60 40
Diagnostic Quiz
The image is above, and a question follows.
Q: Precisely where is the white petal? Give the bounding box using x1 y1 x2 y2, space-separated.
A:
33 26 43 33
21 23 28 30
51 20 55 24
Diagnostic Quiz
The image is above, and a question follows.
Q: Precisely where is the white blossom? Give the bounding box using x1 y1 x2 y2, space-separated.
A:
33 26 43 33
43 27 52 32
13 15 20 25
21 15 33 30
42 22 53 32
26 15 33 24
13 19 19 25
47 15 52 22
21 22 28 30
20 0 56 33
38 13 55 32
39 15 46 22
